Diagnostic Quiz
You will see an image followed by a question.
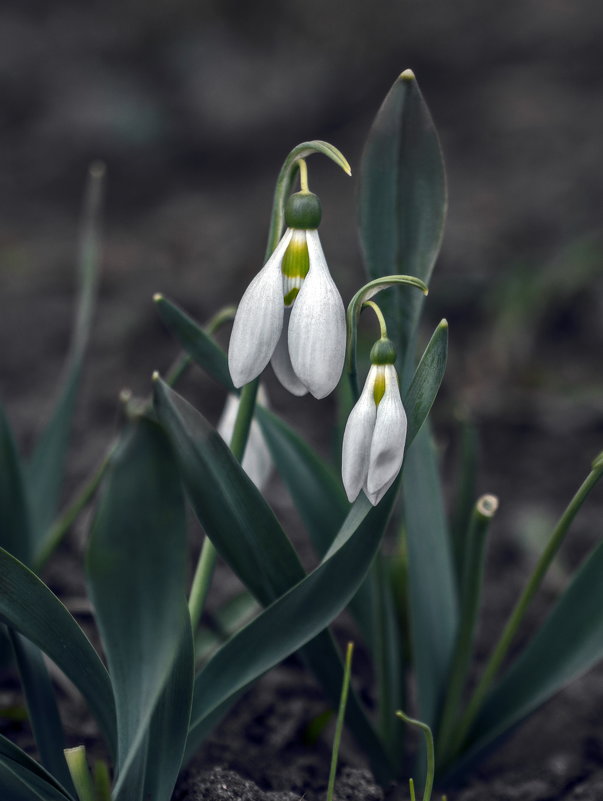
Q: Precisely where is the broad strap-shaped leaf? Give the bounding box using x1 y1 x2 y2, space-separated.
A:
0 734 74 800
255 406 349 557
154 379 303 603
403 425 458 730
154 380 396 782
359 70 447 368
0 403 32 564
154 295 236 392
26 165 104 562
0 547 116 756
87 418 191 801
453 539 603 776
8 631 74 793
185 490 397 770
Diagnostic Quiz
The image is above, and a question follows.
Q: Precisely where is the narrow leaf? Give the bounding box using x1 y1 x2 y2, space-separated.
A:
404 320 448 445
359 70 447 367
403 425 457 729
87 419 190 801
0 760 74 801
455 539 603 775
0 547 116 755
154 295 236 392
0 734 74 800
0 403 32 564
9 631 74 793
26 164 104 562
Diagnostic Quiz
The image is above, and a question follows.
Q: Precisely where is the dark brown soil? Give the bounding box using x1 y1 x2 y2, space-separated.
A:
1 2 603 800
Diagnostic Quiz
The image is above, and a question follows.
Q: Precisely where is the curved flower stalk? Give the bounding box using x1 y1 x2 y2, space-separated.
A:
228 162 346 399
342 333 407 506
217 387 272 491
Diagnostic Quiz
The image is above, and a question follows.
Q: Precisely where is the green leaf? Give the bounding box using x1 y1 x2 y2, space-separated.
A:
0 548 116 754
0 403 32 564
185 490 398 775
153 379 303 604
404 319 448 445
86 419 191 801
403 425 458 730
0 734 74 800
154 295 236 392
255 406 349 557
359 70 447 369
8 631 74 793
153 379 396 782
142 622 194 801
0 759 74 801
454 539 603 776
26 165 104 563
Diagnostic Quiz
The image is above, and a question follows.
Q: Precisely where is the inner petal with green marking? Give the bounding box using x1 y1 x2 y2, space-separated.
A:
281 230 310 306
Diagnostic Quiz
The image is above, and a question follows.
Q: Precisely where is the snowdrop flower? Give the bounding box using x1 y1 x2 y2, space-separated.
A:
342 337 407 506
217 386 272 491
228 188 346 399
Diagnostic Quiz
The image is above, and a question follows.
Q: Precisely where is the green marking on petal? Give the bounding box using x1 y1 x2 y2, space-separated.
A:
373 369 386 406
284 287 300 306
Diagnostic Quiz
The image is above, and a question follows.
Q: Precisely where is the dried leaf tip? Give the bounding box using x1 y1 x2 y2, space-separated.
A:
400 68 415 81
153 292 163 302
89 160 106 178
477 494 499 518
152 371 160 382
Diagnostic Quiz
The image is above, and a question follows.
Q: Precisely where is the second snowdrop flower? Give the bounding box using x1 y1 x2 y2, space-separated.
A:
342 335 407 506
228 162 346 399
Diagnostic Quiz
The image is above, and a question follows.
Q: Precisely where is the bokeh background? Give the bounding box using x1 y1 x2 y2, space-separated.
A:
1 0 603 790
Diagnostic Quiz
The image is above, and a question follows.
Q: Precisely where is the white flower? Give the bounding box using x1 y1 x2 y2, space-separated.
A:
228 193 346 399
217 387 272 491
341 362 407 506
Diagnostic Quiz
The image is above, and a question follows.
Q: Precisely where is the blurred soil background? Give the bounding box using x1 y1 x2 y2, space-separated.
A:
1 0 603 798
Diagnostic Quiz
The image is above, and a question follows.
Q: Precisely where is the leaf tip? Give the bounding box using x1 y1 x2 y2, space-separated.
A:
439 318 449 330
400 68 415 81
476 493 499 519
152 371 160 383
89 160 106 179
153 292 164 303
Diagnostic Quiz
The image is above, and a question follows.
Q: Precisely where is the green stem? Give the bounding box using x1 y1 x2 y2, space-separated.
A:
395 710 434 801
363 301 388 339
93 760 113 801
64 746 96 801
437 495 497 762
453 458 603 755
35 442 117 570
326 642 354 801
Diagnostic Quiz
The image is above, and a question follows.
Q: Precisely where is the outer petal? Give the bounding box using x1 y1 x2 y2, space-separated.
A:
341 366 378 502
217 389 273 490
228 229 293 387
271 307 308 396
288 229 346 399
365 365 407 505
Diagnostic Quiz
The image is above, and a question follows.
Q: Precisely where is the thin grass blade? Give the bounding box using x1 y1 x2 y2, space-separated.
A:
26 165 104 563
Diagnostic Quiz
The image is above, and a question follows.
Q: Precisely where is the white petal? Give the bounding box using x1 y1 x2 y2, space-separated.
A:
341 366 378 502
228 230 293 387
217 389 273 491
288 229 346 399
366 365 407 505
271 307 308 396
